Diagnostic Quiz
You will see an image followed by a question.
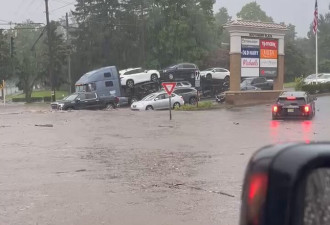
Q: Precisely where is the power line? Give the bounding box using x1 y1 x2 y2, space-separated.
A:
50 2 76 12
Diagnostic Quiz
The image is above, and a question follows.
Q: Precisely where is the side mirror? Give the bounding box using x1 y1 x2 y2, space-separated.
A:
313 97 317 101
76 98 81 102
145 70 148 73
240 143 330 225
154 98 158 101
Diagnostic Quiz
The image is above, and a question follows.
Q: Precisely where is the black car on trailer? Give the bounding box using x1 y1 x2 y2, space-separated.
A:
272 91 316 120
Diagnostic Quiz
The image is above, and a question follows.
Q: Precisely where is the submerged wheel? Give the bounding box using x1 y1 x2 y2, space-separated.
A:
173 102 181 109
189 97 197 105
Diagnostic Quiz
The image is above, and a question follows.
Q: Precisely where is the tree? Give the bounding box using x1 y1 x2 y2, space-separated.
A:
237 2 273 22
14 22 45 102
145 0 218 68
0 30 13 81
43 21 68 90
214 7 231 45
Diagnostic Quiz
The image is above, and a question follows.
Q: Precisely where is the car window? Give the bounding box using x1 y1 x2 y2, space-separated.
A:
219 69 228 72
105 81 113 87
277 97 306 105
85 93 97 99
177 64 184 69
254 78 265 83
182 81 190 85
142 93 157 101
124 69 141 75
66 94 79 101
78 93 86 100
183 64 195 69
174 89 183 94
157 94 166 100
104 72 111 78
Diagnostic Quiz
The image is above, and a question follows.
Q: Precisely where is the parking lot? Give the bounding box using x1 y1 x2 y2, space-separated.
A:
1 96 330 225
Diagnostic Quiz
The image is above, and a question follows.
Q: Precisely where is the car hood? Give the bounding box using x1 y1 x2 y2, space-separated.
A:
51 99 72 105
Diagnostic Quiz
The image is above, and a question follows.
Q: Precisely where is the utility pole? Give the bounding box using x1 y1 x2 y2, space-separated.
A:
140 2 145 66
66 13 72 94
45 0 56 101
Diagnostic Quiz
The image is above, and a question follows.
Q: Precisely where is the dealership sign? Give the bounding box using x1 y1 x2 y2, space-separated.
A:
241 37 278 78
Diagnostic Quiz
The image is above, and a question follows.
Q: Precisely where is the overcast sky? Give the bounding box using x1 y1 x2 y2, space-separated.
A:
0 0 329 37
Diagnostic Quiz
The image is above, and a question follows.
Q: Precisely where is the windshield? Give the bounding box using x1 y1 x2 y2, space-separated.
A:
278 97 306 105
241 79 252 86
141 93 157 101
65 94 79 101
320 75 330 79
204 68 214 71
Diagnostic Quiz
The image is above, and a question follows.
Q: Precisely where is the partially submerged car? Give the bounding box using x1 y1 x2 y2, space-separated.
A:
131 92 184 111
51 92 119 110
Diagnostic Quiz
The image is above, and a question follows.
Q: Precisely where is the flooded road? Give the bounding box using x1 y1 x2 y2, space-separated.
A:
1 96 330 225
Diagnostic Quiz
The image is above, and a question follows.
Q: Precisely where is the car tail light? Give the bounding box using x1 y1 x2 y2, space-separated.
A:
272 105 278 113
304 105 310 113
247 173 268 225
286 96 296 100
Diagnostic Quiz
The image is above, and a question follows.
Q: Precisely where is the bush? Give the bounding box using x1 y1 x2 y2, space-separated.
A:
294 77 304 91
12 97 44 103
175 101 214 111
301 83 330 94
43 96 52 102
12 98 26 102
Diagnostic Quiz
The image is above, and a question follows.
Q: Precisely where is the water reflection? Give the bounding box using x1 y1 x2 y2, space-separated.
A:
269 120 313 144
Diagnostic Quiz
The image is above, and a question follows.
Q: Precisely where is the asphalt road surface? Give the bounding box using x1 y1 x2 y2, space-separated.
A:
1 96 330 225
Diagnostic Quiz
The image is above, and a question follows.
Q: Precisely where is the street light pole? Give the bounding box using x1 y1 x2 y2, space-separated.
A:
45 0 55 101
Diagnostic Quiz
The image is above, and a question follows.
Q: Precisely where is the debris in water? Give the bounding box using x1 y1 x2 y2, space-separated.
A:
35 124 53 127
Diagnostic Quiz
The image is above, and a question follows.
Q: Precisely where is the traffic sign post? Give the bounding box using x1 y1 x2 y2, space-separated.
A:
195 71 201 107
0 80 5 107
162 82 177 120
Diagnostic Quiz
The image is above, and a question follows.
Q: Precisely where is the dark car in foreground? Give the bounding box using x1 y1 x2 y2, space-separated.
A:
272 91 316 120
241 77 273 90
240 143 330 225
51 92 119 110
160 63 199 84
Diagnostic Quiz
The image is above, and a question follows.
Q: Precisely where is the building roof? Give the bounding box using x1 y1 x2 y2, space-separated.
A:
225 20 288 30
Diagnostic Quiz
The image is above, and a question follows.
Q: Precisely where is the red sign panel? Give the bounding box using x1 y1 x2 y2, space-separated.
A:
260 40 278 50
162 82 176 96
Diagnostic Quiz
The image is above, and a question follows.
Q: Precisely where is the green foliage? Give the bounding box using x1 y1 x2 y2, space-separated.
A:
70 0 219 76
294 77 304 91
285 41 309 82
236 2 273 22
0 30 14 81
175 101 214 111
301 83 330 94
